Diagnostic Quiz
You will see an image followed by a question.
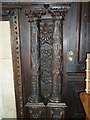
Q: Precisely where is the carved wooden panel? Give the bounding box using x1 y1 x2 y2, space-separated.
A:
40 20 53 98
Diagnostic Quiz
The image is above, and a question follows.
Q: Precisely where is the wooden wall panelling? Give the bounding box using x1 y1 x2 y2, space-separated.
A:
19 9 31 118
65 73 85 118
86 3 90 53
63 2 88 119
63 3 78 73
76 3 88 65
63 3 78 98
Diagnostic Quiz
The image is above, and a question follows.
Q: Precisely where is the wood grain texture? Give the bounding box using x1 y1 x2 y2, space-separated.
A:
80 92 90 120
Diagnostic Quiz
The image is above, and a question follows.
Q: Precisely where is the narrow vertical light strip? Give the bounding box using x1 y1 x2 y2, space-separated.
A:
0 1 2 21
0 21 3 120
86 53 90 94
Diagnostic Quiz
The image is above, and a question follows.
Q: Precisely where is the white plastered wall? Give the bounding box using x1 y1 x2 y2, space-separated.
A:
0 21 16 119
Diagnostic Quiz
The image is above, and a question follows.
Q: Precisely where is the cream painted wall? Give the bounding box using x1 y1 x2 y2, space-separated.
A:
0 21 16 119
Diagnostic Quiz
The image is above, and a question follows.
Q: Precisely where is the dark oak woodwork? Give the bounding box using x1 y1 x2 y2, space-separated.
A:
63 2 90 119
1 2 90 119
65 72 86 118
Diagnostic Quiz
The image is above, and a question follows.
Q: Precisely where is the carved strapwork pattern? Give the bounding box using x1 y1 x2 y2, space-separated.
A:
13 10 24 118
40 21 54 98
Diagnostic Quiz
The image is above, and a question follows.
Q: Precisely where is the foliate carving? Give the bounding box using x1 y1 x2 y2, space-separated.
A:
14 11 24 118
40 21 53 84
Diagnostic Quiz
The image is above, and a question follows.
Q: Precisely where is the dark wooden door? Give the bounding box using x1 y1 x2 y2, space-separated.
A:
63 2 90 118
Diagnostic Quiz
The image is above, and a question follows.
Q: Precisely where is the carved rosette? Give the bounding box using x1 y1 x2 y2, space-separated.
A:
49 6 70 102
23 8 46 103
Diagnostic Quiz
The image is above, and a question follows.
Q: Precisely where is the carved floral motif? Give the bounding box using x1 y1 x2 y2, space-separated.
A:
40 21 53 85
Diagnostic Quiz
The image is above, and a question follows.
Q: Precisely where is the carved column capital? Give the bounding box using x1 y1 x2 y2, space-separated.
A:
48 5 70 19
22 7 46 22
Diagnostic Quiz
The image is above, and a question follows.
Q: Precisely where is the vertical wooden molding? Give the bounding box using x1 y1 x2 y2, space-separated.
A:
76 3 82 63
13 9 24 118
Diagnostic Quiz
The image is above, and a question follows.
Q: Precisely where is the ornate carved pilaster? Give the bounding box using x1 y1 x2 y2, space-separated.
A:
23 8 46 103
50 15 63 102
23 8 46 119
49 6 70 102
29 16 40 103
